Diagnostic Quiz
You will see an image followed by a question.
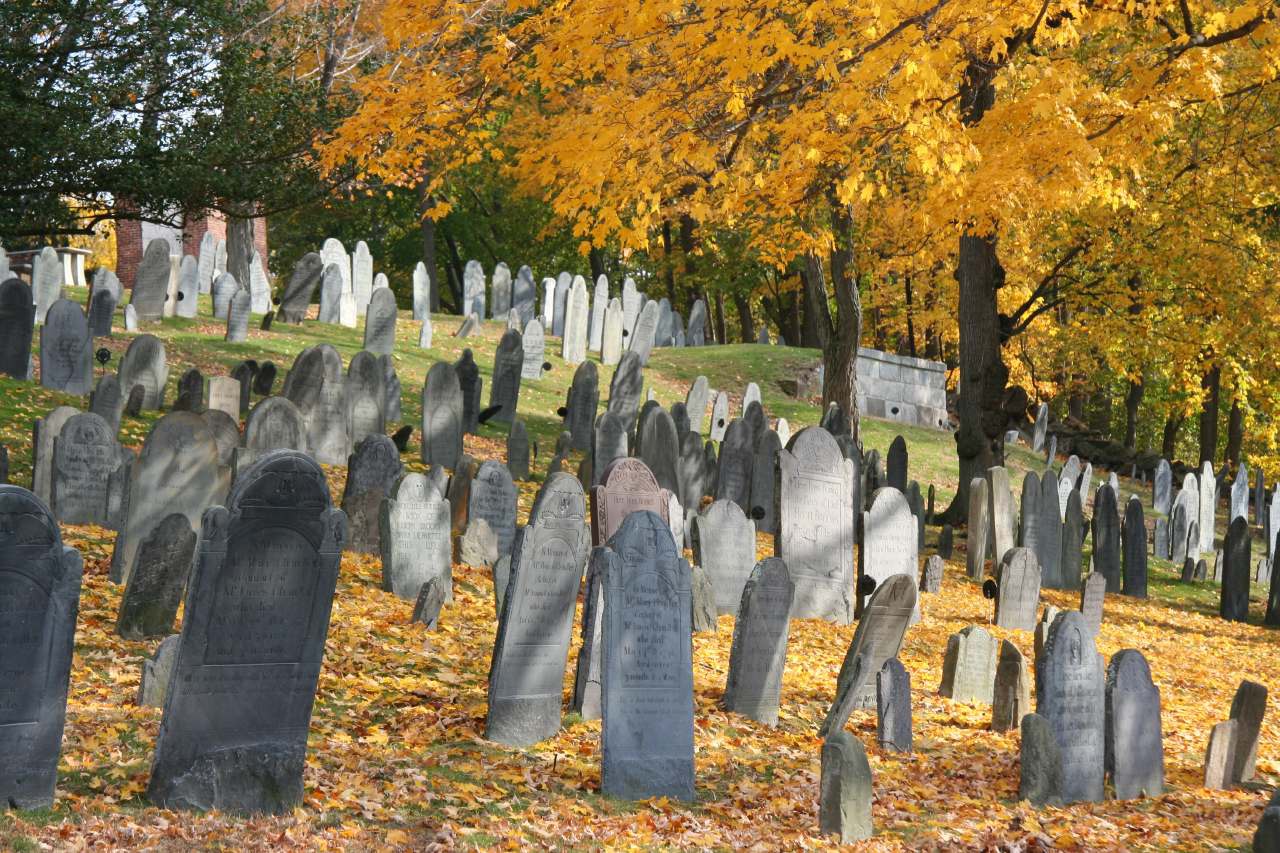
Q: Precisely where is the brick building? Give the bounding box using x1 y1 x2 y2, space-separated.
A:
115 209 268 288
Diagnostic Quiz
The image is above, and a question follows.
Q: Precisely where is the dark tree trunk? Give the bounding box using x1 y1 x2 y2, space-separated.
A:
418 183 441 312
713 290 727 344
1067 389 1085 422
1199 364 1220 465
441 230 465 313
801 253 831 350
823 183 862 445
733 293 755 343
1123 378 1144 451
784 289 801 345
662 219 676 301
1161 413 1184 461
1225 398 1243 467
589 247 606 283
225 213 254 292
904 274 917 358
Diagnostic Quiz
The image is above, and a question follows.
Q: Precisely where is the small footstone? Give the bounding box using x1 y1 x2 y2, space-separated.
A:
1019 713 1062 806
938 525 953 559
819 731 873 843
921 555 944 593
411 577 447 630
460 518 498 567
876 658 912 754
992 640 1031 732
137 635 180 708
1204 719 1239 790
125 384 146 417
691 564 717 632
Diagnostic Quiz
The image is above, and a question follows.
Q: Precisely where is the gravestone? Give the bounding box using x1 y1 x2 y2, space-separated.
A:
601 297 624 365
1019 713 1062 805
520 319 545 380
1037 611 1105 803
212 272 238 320
921 555 944 593
1059 489 1084 590
201 409 239 470
1057 455 1081 519
628 299 659 365
715 418 754 510
591 411 629 488
0 278 34 379
1032 403 1049 452
709 391 729 441
1204 720 1239 789
606 351 644 431
455 349 481 434
819 731 873 843
146 451 346 815
176 255 199 318
412 261 431 320
197 232 216 293
1080 571 1106 636
940 625 997 704
115 513 196 639
938 524 953 559
1122 496 1147 597
363 288 397 355
677 432 706 511
1037 471 1063 586
132 238 171 320
992 640 1031 732
776 427 856 624
561 275 589 364
749 430 781 535
283 344 349 465
995 547 1041 631
1105 649 1164 799
124 303 138 330
692 499 757 615
90 374 125 431
489 329 523 424
317 264 342 323
138 635 180 708
1020 471 1041 554
1232 464 1250 522
468 461 519 557
988 466 1016 565
685 376 710 435
591 457 669 546
31 405 79 505
40 299 92 394
620 276 641 335
421 362 463 469
541 278 555 325
454 312 481 338
243 396 307 454
460 518 498 566
600 511 694 801
861 487 920 620
247 250 271 314
278 253 322 323
88 286 117 337
341 434 403 553
486 473 590 746
491 261 512 318
563 361 598 451
722 558 793 726
380 472 452 600
589 275 607 351
51 412 130 528
638 406 680 496
512 265 536 325
351 241 373 314
886 436 908 491
967 477 991 580
1221 516 1251 622
1229 680 1268 784
552 272 570 336
655 298 674 347
173 367 204 412
463 259 486 318
225 286 251 342
1200 461 1216 553
821 575 917 730
117 334 168 410
876 658 912 753
571 548 608 719
506 420 530 480
1154 460 1172 515
411 577 447 629
686 299 707 346
1092 485 1121 592
0 484 82 809
110 412 221 585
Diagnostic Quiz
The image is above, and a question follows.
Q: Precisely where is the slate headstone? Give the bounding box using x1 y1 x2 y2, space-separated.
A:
821 575 917 729
489 329 523 424
468 460 519 557
1105 649 1164 799
1036 611 1105 803
692 499 757 615
992 640 1032 732
0 279 30 380
995 547 1041 631
1221 516 1251 622
876 657 912 753
51 412 130 528
940 625 997 704
819 730 873 843
117 333 168 410
39 299 92 394
115 513 196 639
363 287 398 355
421 362 463 469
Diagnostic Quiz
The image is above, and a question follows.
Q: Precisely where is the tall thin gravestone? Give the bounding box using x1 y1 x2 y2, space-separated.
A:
1036 611 1105 803
723 558 793 726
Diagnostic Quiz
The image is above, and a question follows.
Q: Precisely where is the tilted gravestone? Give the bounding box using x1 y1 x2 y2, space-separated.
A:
600 510 694 801
468 460 519 557
692 499 757 616
940 624 997 704
1221 516 1251 622
628 299 659 365
486 473 590 746
421 361 464 469
132 238 172 320
0 279 33 380
967 477 990 580
1105 649 1164 799
51 412 130 528
380 472 452 600
341 434 403 554
1036 611 1105 803
117 333 169 410
40 299 92 394
138 634 180 708
110 412 221 585
571 547 609 719
821 575 917 731
723 557 793 726
861 487 920 621
1229 679 1268 785
147 451 346 815
995 547 1041 631
489 329 523 424
115 513 196 640
777 427 856 624
992 640 1032 732
278 252 322 323
606 351 644 432
363 287 398 355
0 485 82 809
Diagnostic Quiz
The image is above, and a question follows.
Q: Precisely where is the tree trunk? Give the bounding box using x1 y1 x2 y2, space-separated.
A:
1067 389 1085 423
589 247 606 283
733 293 755 343
1199 364 1220 465
1123 378 1144 451
225 213 254 291
903 274 917 358
662 219 676 301
1225 398 1243 467
441 230 465 313
784 289 801 345
824 183 862 445
801 253 832 350
1161 413 1184 461
418 183 441 312
713 290 727 344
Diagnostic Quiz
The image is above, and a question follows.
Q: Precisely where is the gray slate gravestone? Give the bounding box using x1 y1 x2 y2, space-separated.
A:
486 473 590 746
541 278 555 325
589 275 607 351
88 286 117 337
1058 489 1084 590
363 287 398 355
591 411 629 489
460 517 498 566
988 466 1016 565
124 302 139 330
685 375 710 435
352 241 373 315
1122 496 1147 597
620 277 641 335
861 487 920 621
1037 611 1105 803
628 299 659 365
940 624 997 704
117 333 168 410
1019 713 1062 805
1037 471 1063 586
32 247 61 322
520 319 545 380
455 349 481 434
248 250 271 314
110 412 221 585
687 299 707 346
380 472 452 600
244 396 307 454
512 265 536 326
571 548 608 719
1229 679 1268 785
489 329 523 424
819 730 873 843
886 435 907 491
655 298 673 347
147 451 346 815
564 361 598 451
412 261 431 321
225 287 251 342
506 420 530 481
1154 460 1172 515
822 576 917 733
992 640 1031 732
0 280 30 379
552 272 570 336
638 406 680 497
116 513 196 639
491 261 512 318
174 367 204 412
90 374 125 432
139 634 180 708
1221 516 1251 622
1020 471 1041 555
176 255 199 318
692 499 757 615
132 238 172 320
40 299 92 394
463 259 486 318
749 430 781 535
562 275 589 364
1058 455 1081 519
1232 464 1250 522
995 548 1041 631
606 351 644 432
777 427 856 623
282 344 349 465
1032 402 1049 452
341 434 403 554
212 272 238 320
196 234 216 293
715 418 754 511
0 485 82 809
51 412 130 528
600 510 695 801
876 657 912 753
201 409 239 470
31 405 79 504
967 476 990 580
921 554 944 593
723 557 793 726
421 362 463 469
601 297 624 365
411 576 447 629
709 390 729 441
1092 485 1121 592
1105 649 1164 799
1080 571 1106 636
469 460 519 557
1200 461 1216 554
279 252 322 323
317 263 342 323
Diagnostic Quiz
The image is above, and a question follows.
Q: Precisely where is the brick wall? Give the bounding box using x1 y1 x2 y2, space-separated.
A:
117 209 269 289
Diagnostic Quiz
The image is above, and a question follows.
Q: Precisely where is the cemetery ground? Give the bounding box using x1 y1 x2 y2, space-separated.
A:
1 289 1274 851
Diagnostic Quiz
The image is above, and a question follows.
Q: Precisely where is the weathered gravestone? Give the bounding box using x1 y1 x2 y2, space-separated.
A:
201 410 239 471
1020 471 1041 554
628 299 659 365
0 279 32 378
469 460 519 557
1036 611 1105 803
709 390 730 441
638 406 681 497
110 412 221 585
421 362 464 469
117 334 168 410
138 634 180 708
995 547 1041 631
1057 489 1084 590
571 548 608 719
552 272 570 336
316 264 342 324
362 288 397 355
90 374 125 431
1200 461 1217 554
967 477 991 580
1204 720 1239 789
606 351 644 432
1080 571 1106 636
715 418 754 511
116 513 196 640
722 558 793 726
600 510 694 801
940 625 997 704
486 473 590 746
562 276 589 364
1121 496 1147 597
988 466 1016 565
819 730 873 843
489 329 523 424
1105 649 1164 799
685 375 710 435
40 299 92 394
281 344 348 465
1229 679 1268 785
1153 459 1172 516
176 255 199 318
921 554 944 593
341 434 403 554
861 487 920 621
876 657 912 753
1221 516 1251 622
344 352 385 449
0 485 82 809
132 239 172 320
692 499 757 616
31 405 79 505
146 451 346 815
591 411 629 488
1057 455 1081 519
749 430 782 535
601 297 624 365
278 253 322 323
225 287 251 342
777 427 856 624
591 456 669 546
992 640 1032 732
821 575 917 730
589 275 607 351
51 412 130 528
243 396 307 456
506 420 530 481
1037 470 1063 585
1092 485 1121 592
212 271 239 320
490 261 512 319
1019 713 1063 806
463 259 486 318
454 349 482 434
411 576 447 629
686 299 707 346
563 361 598 451
379 472 452 600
